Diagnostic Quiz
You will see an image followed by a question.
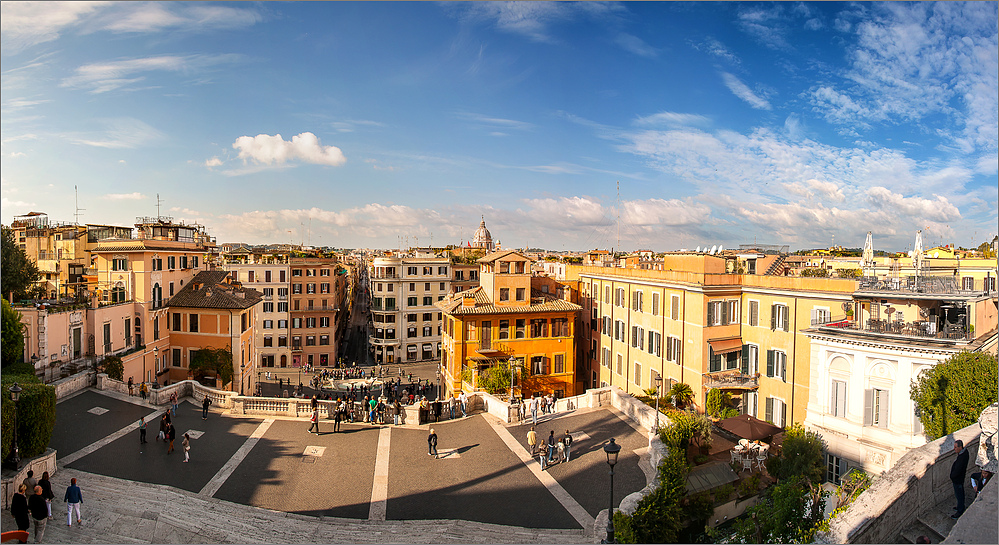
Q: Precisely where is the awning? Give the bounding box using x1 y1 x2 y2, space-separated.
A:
709 337 743 355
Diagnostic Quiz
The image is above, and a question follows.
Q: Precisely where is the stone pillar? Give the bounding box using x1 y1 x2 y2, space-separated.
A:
232 398 244 415
287 399 299 417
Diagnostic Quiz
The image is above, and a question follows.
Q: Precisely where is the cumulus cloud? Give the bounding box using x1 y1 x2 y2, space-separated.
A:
866 187 961 223
523 196 609 227
104 192 146 200
623 198 711 226
721 72 771 110
232 132 346 167
204 156 223 168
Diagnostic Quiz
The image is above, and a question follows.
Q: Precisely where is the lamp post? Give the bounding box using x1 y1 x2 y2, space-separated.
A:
602 438 622 544
153 346 158 386
240 362 246 395
654 374 663 433
7 383 22 469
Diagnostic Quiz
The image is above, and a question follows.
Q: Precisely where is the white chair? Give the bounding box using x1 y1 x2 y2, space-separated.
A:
738 438 750 449
730 449 742 464
741 455 753 472
756 445 769 470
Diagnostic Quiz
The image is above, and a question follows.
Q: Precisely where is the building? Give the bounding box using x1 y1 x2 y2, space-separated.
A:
450 261 480 294
369 251 450 364
9 212 92 299
166 270 262 392
568 254 858 424
803 276 998 481
289 257 350 370
470 217 494 252
437 250 582 399
222 260 292 382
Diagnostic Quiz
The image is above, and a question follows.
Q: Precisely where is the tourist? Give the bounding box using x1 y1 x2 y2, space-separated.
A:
563 429 573 462
428 428 438 458
333 402 343 433
202 395 212 420
972 469 993 493
951 439 970 519
459 390 468 417
139 417 147 444
29 485 48 542
182 432 191 462
547 430 557 464
538 441 549 470
38 471 55 519
22 470 37 496
158 414 168 441
140 381 148 400
170 391 178 417
527 426 538 455
531 396 539 425
167 422 176 454
309 408 320 434
64 477 83 526
11 484 30 531
127 377 134 396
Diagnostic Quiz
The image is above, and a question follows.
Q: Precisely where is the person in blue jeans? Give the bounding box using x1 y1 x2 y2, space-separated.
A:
546 430 556 464
428 429 438 458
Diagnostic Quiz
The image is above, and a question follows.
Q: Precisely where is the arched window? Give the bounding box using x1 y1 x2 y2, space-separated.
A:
111 282 126 304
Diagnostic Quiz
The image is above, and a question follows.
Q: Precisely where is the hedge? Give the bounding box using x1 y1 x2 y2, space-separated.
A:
1 362 56 460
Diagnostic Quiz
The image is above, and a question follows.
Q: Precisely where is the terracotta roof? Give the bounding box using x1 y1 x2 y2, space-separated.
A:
436 286 581 316
477 250 530 264
92 241 207 253
167 270 262 310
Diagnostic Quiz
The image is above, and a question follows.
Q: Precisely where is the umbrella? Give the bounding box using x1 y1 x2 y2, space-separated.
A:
718 414 783 441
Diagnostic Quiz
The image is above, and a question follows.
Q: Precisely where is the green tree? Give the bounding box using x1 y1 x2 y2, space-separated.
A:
190 347 234 386
765 423 825 484
730 477 827 543
476 362 524 395
2 299 25 367
801 268 830 277
667 382 695 410
838 268 862 279
1 227 42 301
706 388 738 418
910 351 998 440
98 355 124 381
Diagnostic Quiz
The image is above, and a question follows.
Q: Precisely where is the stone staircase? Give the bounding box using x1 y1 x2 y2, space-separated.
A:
1 468 588 544
897 490 967 543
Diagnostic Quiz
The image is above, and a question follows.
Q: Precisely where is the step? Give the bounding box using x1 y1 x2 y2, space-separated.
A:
916 504 959 540
899 518 942 543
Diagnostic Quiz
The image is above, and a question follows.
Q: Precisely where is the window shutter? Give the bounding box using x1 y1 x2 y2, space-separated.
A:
544 357 550 375
672 296 679 320
765 397 774 423
751 301 758 326
863 389 874 426
709 347 721 372
780 354 786 381
783 306 790 332
707 303 716 326
766 350 775 377
830 381 839 416
877 389 889 428
741 345 749 374
770 304 777 330
810 309 818 324
721 302 729 324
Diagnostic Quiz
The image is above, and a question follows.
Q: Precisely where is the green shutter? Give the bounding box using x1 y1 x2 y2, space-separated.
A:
765 397 774 424
741 345 749 374
766 350 775 377
770 304 777 330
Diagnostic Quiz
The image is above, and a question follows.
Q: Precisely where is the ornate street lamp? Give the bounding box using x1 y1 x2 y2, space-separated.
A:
602 438 622 544
654 374 663 433
240 362 246 395
7 383 23 469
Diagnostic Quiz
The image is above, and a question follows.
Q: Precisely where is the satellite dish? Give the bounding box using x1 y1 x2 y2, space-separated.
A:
718 245 724 253
710 245 718 255
933 252 939 258
695 246 701 253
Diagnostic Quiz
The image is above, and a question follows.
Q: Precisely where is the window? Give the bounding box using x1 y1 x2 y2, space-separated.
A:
671 295 680 320
765 397 786 428
172 313 181 331
407 266 418 276
306 317 317 328
173 348 182 368
516 319 526 339
422 296 432 306
742 391 758 417
320 283 330 293
500 288 510 301
811 307 831 326
277 302 288 312
499 320 510 339
827 454 847 485
293 284 302 294
749 301 759 327
771 303 789 331
263 336 273 347
986 276 997 292
424 282 431 291
552 318 569 337
962 276 974 290
554 354 565 374
306 336 316 346
167 256 175 270
651 293 660 315
647 331 662 356
531 356 547 375
602 348 611 368
180 256 188 269
865 388 889 428
423 326 432 337
766 350 787 381
263 320 273 329
631 325 643 348
438 266 448 275
385 297 396 310
320 335 329 345
530 319 548 338
192 256 199 268
407 313 418 322
189 314 199 332
408 297 418 306
616 353 623 375
408 327 418 338
153 316 159 341
261 354 275 367
278 319 288 329
831 380 847 418
741 344 759 375
278 287 288 297
169 282 175 296
500 262 510 274
634 362 642 386
278 336 287 347
727 300 739 324
632 290 643 312
320 317 330 328
263 302 274 313
604 285 611 304
516 288 526 301
292 269 302 277
292 318 302 329
124 318 132 346
263 287 273 298
466 321 476 340
616 287 625 307
424 313 433 321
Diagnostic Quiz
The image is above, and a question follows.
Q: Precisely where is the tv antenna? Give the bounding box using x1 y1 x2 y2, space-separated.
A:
74 185 85 225
156 193 163 220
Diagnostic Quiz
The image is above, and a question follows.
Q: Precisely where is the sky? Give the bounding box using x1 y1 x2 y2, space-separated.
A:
2 1 997 253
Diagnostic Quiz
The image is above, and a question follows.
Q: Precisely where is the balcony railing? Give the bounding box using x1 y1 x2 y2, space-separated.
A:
703 370 759 390
813 316 971 341
857 276 986 296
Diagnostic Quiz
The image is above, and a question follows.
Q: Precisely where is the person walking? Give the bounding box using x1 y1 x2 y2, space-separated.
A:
951 439 970 519
139 417 148 444
202 395 212 420
127 376 134 396
38 471 54 519
158 413 168 442
140 381 148 400
428 428 438 458
182 432 191 462
531 396 539 425
369 396 377 424
167 422 176 454
459 390 468 417
563 429 573 462
22 470 37 497
527 426 538 455
546 430 557 464
170 391 178 417
11 484 31 532
333 402 343 433
308 408 320 434
64 477 83 526
29 485 48 542
538 441 549 470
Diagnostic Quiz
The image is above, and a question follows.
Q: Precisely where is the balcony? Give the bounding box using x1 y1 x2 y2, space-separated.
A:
812 315 972 342
703 370 759 390
857 276 988 297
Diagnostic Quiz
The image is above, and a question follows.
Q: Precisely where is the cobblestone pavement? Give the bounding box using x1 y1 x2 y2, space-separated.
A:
3 388 651 543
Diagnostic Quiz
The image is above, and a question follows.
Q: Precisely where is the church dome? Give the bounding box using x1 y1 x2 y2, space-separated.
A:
471 217 493 251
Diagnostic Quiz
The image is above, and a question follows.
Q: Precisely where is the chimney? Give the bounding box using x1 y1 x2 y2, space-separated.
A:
462 293 476 308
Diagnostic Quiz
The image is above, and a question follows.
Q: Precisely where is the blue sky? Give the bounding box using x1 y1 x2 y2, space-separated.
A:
2 1 996 252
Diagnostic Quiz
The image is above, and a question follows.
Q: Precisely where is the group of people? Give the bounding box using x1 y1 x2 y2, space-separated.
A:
126 377 150 400
526 426 573 470
141 411 192 462
10 471 84 542
306 394 407 434
522 393 560 425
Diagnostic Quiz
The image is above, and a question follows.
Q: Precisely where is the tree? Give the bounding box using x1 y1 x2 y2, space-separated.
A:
476 361 524 395
838 268 862 279
1 227 42 301
98 355 124 381
190 347 234 386
667 382 695 410
765 423 825 484
706 388 739 419
2 300 25 368
729 477 828 543
910 351 998 440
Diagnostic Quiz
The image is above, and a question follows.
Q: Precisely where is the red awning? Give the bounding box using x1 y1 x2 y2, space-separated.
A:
709 337 743 355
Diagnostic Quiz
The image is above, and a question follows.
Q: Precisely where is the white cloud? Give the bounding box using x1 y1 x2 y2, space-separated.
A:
693 37 741 64
615 33 659 58
204 156 223 168
455 112 533 131
633 112 710 127
522 196 609 227
866 187 961 223
1 196 37 209
0 1 108 53
104 192 146 200
623 198 711 226
231 132 346 168
100 3 261 33
446 2 624 44
67 118 163 149
720 72 771 110
61 54 241 94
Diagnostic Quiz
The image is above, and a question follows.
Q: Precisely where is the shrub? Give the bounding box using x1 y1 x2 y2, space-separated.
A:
99 355 124 381
1 365 55 460
714 483 735 504
694 454 709 464
738 473 762 497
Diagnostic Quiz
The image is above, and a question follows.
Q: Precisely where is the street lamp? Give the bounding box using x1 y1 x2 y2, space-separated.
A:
6 383 22 469
153 347 158 386
240 362 246 395
654 374 663 433
602 438 622 544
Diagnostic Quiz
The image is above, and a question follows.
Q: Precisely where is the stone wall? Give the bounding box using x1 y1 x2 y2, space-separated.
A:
53 370 95 399
1 449 57 510
96 373 130 396
813 423 982 544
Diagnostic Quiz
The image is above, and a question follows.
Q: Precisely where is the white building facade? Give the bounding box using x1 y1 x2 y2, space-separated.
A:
369 252 450 364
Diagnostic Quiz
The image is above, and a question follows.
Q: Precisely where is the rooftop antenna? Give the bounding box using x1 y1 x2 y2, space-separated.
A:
156 193 163 220
74 185 85 225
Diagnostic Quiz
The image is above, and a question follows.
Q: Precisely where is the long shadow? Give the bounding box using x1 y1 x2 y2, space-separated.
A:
455 443 479 454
